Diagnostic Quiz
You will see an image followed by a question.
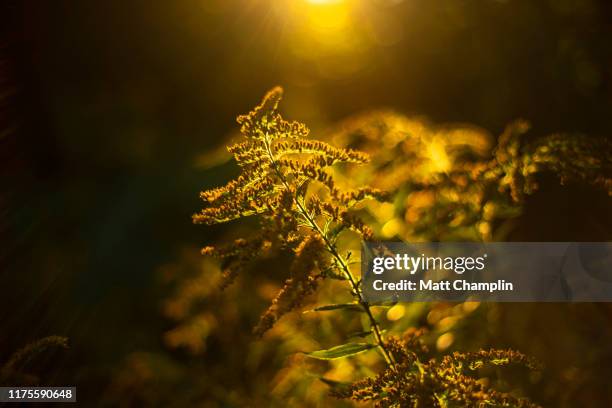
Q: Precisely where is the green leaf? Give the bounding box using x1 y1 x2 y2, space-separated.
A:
304 343 376 360
318 377 352 390
369 299 398 308
305 303 364 313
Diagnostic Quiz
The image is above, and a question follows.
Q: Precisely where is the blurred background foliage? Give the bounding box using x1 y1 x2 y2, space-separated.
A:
1 0 612 406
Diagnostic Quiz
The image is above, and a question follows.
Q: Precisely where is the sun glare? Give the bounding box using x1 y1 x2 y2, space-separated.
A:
274 0 377 78
306 0 345 4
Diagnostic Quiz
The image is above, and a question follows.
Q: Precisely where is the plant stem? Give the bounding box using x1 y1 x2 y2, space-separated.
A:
262 135 395 367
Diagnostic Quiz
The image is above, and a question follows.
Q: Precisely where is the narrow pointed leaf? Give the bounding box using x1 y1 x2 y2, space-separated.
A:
319 377 352 392
305 343 376 360
369 299 399 308
306 303 363 313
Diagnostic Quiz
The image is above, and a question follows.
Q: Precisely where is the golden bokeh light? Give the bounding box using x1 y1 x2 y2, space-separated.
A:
306 0 345 5
386 304 406 321
272 0 405 79
436 332 455 351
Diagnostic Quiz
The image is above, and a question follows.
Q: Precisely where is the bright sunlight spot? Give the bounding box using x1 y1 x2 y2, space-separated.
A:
306 0 345 5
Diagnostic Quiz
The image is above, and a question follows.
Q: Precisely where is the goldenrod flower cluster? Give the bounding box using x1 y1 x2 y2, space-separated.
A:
194 87 383 335
333 331 541 408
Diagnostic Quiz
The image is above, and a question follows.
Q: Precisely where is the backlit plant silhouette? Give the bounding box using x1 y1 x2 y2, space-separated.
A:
193 88 541 407
326 111 611 242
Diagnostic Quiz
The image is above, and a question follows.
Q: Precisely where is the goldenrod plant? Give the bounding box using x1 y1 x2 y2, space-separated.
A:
194 88 542 407
193 87 389 352
331 331 541 407
326 113 611 242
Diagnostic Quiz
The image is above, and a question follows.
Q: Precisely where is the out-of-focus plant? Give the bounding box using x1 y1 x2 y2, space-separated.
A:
328 112 611 242
0 336 68 386
192 88 541 407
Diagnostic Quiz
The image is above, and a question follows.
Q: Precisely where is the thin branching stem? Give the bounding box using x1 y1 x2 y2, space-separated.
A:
262 132 395 367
